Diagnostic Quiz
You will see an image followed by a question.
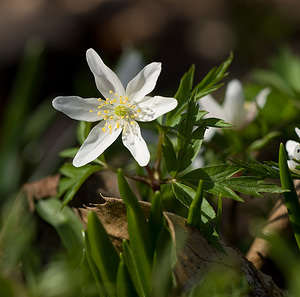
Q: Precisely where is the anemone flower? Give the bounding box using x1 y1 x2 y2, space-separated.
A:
52 48 177 167
286 127 300 174
198 79 270 141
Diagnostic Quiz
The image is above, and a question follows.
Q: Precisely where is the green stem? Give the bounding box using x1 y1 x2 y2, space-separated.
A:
154 126 165 174
279 143 300 251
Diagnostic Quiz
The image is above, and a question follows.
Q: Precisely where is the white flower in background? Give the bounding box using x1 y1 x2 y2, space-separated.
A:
52 48 177 167
198 79 270 141
286 127 300 174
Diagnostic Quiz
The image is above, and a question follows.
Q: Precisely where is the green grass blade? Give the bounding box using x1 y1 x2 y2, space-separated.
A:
187 180 204 228
83 231 106 297
152 227 174 297
116 253 138 297
122 240 145 297
215 194 222 233
117 169 153 296
149 191 165 246
87 212 119 296
279 143 300 250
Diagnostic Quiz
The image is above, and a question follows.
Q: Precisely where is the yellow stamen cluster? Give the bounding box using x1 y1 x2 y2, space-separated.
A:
88 90 142 134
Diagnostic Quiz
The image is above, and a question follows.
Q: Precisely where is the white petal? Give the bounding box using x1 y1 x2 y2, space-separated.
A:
295 127 300 139
203 127 218 142
198 94 224 119
122 122 150 166
255 87 270 108
288 160 300 174
126 62 161 103
86 48 125 99
286 140 298 159
293 144 300 160
244 102 257 126
52 96 102 122
73 121 122 167
135 96 177 122
223 79 246 126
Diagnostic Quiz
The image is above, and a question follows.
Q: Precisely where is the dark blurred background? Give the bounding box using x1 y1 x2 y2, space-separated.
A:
1 0 300 99
0 0 300 201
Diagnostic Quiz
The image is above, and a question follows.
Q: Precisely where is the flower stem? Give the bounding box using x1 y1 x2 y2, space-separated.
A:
154 126 165 174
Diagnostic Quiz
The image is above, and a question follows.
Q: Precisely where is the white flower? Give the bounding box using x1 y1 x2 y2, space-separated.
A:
52 48 177 167
198 79 270 141
286 127 300 174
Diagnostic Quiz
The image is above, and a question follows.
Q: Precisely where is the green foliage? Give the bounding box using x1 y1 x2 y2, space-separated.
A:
176 99 205 173
86 212 120 296
279 143 300 250
0 39 55 202
4 46 300 297
179 164 284 201
187 180 204 227
57 163 102 206
116 254 138 297
166 65 195 127
118 169 153 296
254 48 300 97
194 52 233 101
35 198 84 266
77 121 92 145
162 135 177 176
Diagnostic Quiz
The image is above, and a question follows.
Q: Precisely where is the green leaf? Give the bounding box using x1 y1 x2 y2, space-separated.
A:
77 121 92 145
172 182 195 207
149 192 166 247
22 99 56 142
87 212 119 296
232 160 280 179
84 232 106 297
162 135 177 175
152 228 174 297
187 180 204 227
180 165 243 201
57 163 102 205
247 131 281 153
122 240 145 297
59 147 79 159
172 182 216 222
0 39 44 148
225 176 285 198
177 181 221 250
0 277 15 297
181 164 285 201
195 117 232 128
216 194 222 233
117 254 138 297
166 65 195 127
176 100 206 173
117 169 152 296
271 48 300 93
253 69 294 97
182 164 242 183
194 52 233 100
35 198 84 266
279 143 300 250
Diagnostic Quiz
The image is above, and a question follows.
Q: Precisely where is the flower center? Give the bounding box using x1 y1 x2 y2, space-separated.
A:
88 90 142 134
114 105 127 117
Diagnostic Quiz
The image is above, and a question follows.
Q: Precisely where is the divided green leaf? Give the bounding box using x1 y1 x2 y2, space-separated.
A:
180 164 284 201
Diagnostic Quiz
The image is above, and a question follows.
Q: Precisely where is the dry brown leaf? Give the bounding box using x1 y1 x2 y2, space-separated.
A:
75 197 286 296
